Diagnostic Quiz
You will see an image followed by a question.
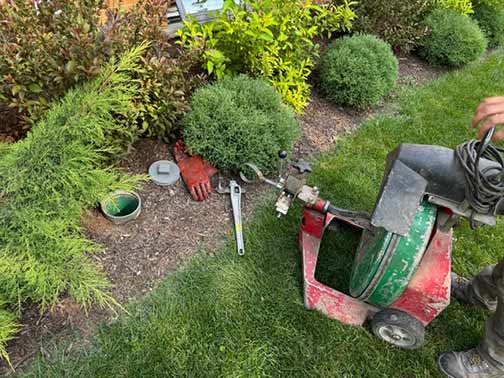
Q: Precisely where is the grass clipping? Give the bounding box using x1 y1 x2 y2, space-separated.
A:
0 44 148 365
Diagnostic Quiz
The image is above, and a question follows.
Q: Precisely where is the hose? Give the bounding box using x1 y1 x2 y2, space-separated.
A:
456 127 504 223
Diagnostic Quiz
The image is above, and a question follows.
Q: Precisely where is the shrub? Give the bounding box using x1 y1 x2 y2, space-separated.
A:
0 0 203 144
0 45 146 363
420 9 488 66
183 76 300 174
354 0 432 53
473 4 504 47
177 0 357 113
0 303 18 368
473 0 504 9
432 0 473 15
319 35 398 108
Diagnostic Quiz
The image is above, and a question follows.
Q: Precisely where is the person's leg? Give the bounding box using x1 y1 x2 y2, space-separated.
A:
439 260 504 377
452 266 498 311
479 259 504 367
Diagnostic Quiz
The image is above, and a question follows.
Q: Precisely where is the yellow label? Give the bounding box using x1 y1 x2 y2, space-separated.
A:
236 224 242 232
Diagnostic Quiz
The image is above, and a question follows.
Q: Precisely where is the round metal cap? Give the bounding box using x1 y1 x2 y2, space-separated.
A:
148 160 180 186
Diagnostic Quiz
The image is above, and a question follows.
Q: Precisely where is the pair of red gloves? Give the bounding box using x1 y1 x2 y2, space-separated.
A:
174 140 218 202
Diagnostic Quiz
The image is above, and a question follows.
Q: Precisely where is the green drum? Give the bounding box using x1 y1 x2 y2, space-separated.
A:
349 201 437 307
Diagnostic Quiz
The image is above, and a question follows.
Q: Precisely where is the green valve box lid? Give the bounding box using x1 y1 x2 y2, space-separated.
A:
349 201 437 308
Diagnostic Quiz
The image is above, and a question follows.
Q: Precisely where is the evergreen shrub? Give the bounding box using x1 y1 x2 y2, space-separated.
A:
0 45 147 364
473 4 504 47
319 35 399 108
183 76 300 174
420 9 488 66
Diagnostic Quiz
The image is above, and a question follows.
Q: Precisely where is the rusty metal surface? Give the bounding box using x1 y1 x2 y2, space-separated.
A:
299 209 377 326
299 210 378 326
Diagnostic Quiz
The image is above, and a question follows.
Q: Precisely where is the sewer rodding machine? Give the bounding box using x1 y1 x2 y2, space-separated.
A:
240 127 504 350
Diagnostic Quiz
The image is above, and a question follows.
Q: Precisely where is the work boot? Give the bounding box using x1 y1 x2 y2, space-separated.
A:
438 348 504 378
451 273 497 312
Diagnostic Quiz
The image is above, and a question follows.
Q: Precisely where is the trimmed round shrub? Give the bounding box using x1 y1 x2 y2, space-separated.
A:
473 5 504 47
319 34 399 108
183 76 300 174
420 9 488 67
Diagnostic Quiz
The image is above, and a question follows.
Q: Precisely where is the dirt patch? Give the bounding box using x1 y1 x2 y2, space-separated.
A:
397 54 448 86
1 54 445 376
0 108 26 143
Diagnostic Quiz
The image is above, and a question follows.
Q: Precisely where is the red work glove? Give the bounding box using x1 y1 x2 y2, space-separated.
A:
174 140 218 201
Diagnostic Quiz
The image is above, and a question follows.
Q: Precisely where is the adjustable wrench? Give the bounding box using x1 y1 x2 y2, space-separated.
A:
217 179 245 256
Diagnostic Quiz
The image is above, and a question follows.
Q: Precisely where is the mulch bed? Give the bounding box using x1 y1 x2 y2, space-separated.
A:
1 55 443 376
0 108 26 143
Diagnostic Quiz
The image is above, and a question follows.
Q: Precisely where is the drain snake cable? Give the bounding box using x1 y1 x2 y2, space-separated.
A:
456 127 504 226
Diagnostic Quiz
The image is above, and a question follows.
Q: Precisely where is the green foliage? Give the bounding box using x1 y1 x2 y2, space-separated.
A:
472 0 504 9
354 0 432 53
177 0 356 113
182 76 300 174
432 0 474 15
420 9 488 66
0 301 18 368
17 53 504 378
473 4 504 47
0 0 203 143
0 45 147 363
319 34 398 108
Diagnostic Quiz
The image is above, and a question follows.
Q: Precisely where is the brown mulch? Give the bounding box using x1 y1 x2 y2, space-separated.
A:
0 108 26 143
1 54 444 376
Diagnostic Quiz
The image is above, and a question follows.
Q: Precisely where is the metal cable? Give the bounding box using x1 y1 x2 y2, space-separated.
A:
456 129 504 219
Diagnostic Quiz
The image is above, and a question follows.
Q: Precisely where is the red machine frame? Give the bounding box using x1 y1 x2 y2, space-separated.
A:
299 201 452 327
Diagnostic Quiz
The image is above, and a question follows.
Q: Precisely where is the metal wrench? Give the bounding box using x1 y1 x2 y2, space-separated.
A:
217 178 245 256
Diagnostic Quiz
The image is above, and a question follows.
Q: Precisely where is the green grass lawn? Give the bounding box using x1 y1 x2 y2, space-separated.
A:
20 52 504 378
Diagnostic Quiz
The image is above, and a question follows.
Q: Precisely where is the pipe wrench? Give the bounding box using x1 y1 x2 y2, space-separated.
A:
217 179 245 256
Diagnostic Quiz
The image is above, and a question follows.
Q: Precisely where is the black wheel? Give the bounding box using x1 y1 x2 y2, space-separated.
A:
371 309 425 350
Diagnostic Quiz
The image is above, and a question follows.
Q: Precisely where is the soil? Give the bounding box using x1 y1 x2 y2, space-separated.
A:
1 54 444 376
0 108 26 143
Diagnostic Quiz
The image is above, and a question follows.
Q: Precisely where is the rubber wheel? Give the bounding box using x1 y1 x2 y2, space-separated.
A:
371 309 425 350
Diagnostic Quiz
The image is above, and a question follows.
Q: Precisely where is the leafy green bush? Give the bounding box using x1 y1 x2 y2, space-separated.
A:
354 0 432 53
473 0 504 9
183 76 300 174
0 0 203 143
473 4 504 47
319 35 398 108
177 0 356 113
432 0 474 15
0 45 146 363
420 9 488 66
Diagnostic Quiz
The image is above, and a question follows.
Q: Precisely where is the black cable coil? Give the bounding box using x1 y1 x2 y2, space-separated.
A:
456 127 504 220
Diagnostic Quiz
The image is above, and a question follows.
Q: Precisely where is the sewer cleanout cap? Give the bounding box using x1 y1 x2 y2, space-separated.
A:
101 190 142 225
148 160 180 186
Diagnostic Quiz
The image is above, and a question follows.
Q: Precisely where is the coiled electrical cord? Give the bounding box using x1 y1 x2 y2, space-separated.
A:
456 127 504 220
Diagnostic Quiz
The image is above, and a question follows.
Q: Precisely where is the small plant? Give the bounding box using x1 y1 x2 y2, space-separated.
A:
473 4 504 47
319 35 399 108
354 0 432 53
0 45 147 363
183 76 300 174
420 9 488 67
432 0 474 15
177 0 357 113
